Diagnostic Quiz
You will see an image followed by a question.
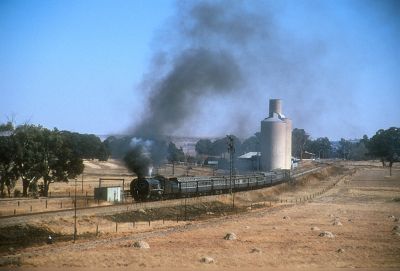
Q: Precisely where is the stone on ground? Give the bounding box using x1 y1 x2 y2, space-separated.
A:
319 231 335 238
283 216 290 220
224 232 237 240
200 256 214 264
333 221 343 226
337 248 345 253
251 248 262 253
133 240 150 249
311 226 320 231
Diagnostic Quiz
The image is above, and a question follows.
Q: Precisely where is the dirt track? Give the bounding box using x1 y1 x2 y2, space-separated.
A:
1 164 399 270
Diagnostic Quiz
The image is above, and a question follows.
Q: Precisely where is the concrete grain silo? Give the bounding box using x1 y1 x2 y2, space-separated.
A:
260 99 292 171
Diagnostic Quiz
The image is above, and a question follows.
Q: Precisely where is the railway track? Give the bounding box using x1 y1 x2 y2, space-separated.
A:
0 165 327 226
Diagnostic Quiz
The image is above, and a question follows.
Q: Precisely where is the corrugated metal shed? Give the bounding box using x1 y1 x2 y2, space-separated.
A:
94 186 122 202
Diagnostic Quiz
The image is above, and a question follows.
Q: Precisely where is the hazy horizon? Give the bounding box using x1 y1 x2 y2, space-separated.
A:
1 0 399 141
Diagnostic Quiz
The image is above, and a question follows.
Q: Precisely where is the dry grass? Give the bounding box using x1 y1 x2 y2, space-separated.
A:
1 162 400 270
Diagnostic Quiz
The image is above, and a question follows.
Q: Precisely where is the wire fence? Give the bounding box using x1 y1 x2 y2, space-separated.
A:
0 166 337 219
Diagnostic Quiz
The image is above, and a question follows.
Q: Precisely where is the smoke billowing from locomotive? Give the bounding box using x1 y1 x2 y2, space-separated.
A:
127 1 270 177
123 145 150 179
133 49 242 138
130 1 279 138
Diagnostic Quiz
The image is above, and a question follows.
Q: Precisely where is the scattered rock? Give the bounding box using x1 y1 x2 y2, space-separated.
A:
333 221 343 226
206 211 214 215
283 216 290 220
200 256 214 264
337 248 345 253
245 226 250 229
251 248 261 254
329 214 334 218
133 240 150 249
392 225 400 231
8 247 15 253
272 226 278 230
388 215 395 219
395 218 399 222
138 209 146 214
319 231 335 238
311 226 320 231
224 232 237 240
348 219 352 222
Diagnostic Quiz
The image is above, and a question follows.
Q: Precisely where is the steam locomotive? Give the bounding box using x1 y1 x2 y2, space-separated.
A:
130 171 290 201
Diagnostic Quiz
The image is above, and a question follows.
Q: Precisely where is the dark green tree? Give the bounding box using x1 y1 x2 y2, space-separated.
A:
292 128 309 159
13 125 85 197
104 136 131 158
61 131 109 161
0 123 19 197
305 137 332 158
13 125 45 197
40 129 84 196
348 136 369 161
195 139 213 155
367 127 400 176
337 138 353 160
211 138 227 156
241 133 261 154
167 142 185 163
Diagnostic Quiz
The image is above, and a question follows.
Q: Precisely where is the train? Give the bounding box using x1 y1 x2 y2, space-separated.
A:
130 170 291 201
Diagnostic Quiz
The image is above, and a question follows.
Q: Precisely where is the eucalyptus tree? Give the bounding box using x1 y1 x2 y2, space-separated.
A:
367 127 400 176
13 125 45 197
0 122 19 197
292 128 309 159
13 125 84 197
40 129 84 196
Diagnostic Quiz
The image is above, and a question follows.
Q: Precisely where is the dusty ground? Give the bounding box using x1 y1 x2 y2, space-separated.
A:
1 163 399 270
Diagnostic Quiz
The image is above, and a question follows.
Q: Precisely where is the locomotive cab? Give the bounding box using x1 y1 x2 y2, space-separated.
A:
130 177 165 201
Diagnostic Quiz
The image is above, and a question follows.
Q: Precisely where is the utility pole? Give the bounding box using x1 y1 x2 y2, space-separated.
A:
74 177 77 242
227 135 235 208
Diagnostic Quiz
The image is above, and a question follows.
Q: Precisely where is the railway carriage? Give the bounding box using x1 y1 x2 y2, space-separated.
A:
130 169 291 202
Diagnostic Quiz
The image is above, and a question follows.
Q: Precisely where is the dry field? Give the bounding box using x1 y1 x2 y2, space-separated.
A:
0 160 215 217
0 162 399 270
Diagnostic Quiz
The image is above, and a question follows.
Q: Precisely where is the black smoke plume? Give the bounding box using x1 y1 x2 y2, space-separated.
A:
134 48 242 138
131 0 273 138
123 145 150 179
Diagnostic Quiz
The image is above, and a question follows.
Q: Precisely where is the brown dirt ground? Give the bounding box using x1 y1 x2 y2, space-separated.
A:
1 162 400 270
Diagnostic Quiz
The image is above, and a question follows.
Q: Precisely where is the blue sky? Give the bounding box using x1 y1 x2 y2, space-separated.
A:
1 0 399 141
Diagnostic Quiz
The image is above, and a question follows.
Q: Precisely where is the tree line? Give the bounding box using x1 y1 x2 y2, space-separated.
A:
291 127 399 174
195 134 260 158
0 122 109 197
194 127 399 174
1 122 398 198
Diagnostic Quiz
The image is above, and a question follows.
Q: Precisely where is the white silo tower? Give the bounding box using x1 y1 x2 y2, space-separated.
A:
260 99 292 171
